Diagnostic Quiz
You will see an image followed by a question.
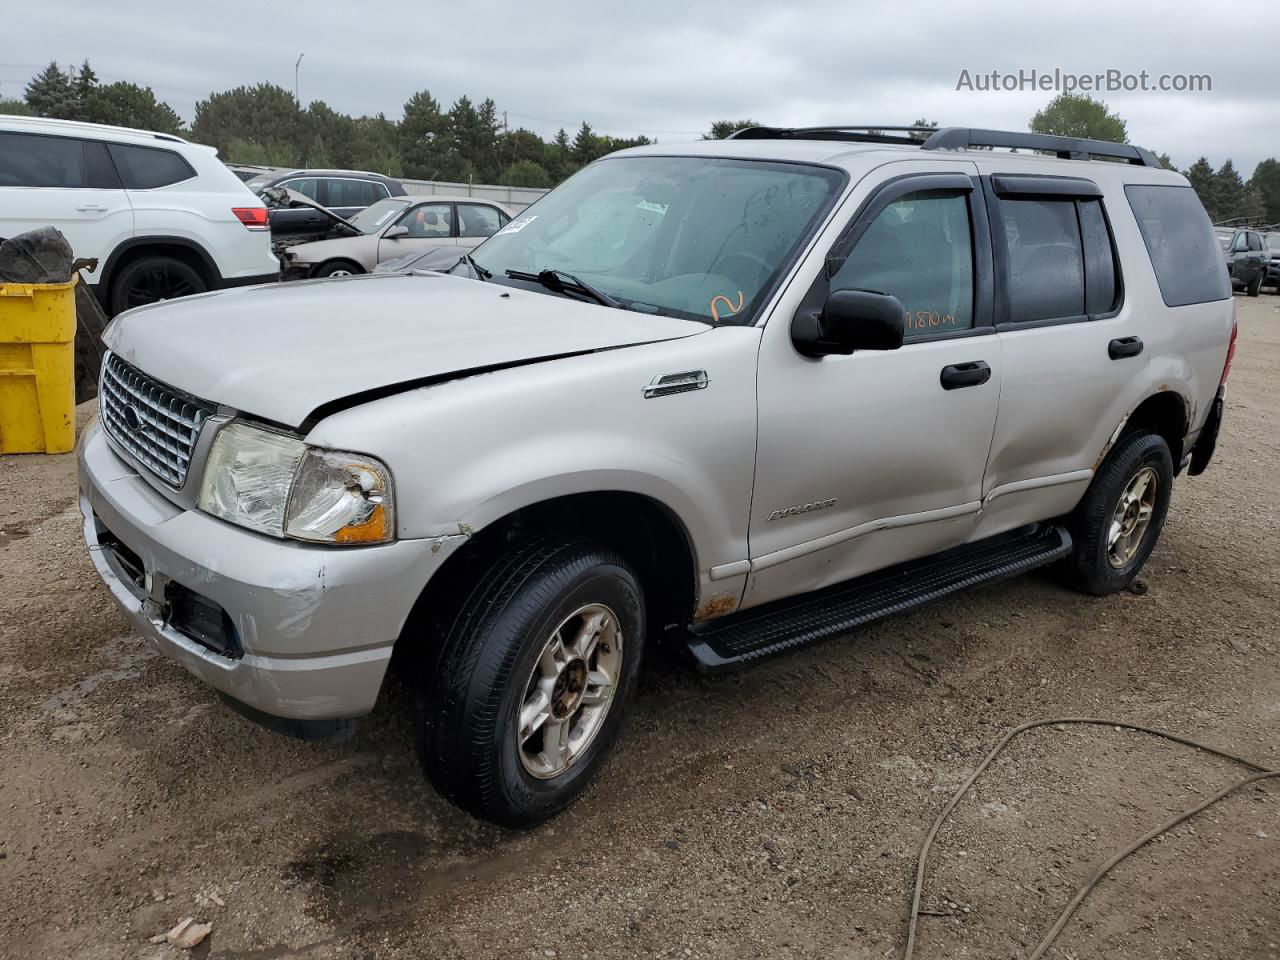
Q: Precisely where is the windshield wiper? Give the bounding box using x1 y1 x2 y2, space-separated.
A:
504 268 621 309
456 253 491 280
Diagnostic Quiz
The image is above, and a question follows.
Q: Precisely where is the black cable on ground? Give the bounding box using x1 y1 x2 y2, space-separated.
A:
903 718 1279 960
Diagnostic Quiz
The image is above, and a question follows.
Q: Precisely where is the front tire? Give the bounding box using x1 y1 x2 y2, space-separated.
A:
1247 270 1263 297
417 540 645 827
1064 431 1174 595
312 260 363 278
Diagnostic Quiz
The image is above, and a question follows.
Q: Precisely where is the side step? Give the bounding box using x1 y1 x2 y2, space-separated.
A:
688 525 1072 672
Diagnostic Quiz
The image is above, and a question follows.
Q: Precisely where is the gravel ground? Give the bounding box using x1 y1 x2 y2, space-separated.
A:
1 296 1278 960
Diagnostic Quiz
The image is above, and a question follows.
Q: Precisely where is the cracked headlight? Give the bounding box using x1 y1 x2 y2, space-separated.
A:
197 422 394 544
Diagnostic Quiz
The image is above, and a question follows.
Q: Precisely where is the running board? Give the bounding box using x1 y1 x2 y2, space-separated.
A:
688 525 1072 672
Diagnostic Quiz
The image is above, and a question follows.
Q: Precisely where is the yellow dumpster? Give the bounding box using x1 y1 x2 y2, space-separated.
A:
0 276 77 454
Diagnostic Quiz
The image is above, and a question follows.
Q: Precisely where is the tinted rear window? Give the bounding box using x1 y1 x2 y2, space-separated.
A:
1002 198 1085 321
1124 185 1230 306
0 131 86 188
108 144 196 189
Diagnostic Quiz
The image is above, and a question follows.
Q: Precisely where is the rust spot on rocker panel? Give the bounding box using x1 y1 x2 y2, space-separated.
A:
693 591 738 622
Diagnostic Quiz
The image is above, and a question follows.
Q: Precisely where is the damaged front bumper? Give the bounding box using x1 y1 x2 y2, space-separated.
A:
78 421 462 736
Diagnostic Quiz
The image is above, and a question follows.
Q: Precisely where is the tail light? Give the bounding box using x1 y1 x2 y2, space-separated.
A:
1220 320 1238 384
232 207 269 230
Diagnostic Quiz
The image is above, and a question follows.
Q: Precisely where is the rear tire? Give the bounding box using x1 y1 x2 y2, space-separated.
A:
1064 431 1173 596
110 256 206 315
417 539 645 827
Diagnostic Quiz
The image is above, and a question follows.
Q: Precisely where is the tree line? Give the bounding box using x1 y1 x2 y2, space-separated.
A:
4 64 1279 222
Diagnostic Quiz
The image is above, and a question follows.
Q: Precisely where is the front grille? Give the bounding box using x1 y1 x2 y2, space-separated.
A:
100 353 216 487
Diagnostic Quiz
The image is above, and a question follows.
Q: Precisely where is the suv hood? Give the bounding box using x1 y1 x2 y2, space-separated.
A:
105 272 708 428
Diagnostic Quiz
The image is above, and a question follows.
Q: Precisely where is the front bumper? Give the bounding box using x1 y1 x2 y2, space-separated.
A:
78 422 463 724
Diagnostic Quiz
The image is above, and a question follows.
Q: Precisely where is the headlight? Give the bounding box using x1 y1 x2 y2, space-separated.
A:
197 422 394 545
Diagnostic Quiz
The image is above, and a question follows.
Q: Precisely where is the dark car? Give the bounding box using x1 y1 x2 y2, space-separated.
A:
247 169 407 241
1264 232 1280 292
1217 227 1268 297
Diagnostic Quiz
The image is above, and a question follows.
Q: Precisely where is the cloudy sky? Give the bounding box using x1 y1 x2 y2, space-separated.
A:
4 0 1275 175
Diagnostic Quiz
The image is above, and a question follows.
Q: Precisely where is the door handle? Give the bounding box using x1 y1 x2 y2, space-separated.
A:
1108 336 1143 360
939 361 991 390
76 203 107 212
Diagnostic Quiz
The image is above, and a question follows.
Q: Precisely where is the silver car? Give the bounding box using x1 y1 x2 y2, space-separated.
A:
281 195 512 278
80 125 1234 826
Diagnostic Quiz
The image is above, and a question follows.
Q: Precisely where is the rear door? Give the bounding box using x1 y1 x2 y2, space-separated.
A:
0 131 133 285
969 169 1134 539
456 203 509 249
320 178 389 218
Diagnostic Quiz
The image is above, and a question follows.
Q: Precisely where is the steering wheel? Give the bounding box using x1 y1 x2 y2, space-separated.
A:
708 250 771 286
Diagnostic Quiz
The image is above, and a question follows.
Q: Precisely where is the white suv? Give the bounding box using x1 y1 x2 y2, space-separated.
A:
0 115 277 314
78 126 1234 826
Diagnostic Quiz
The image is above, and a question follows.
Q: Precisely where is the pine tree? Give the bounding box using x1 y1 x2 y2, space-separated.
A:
1249 158 1280 223
1185 157 1217 220
24 61 76 118
1213 160 1247 222
399 91 446 180
572 122 599 165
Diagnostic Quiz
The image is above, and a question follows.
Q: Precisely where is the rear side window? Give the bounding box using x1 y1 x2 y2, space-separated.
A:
1001 199 1084 321
322 179 387 208
457 204 505 239
1124 185 1230 306
999 194 1121 322
108 144 196 189
0 132 86 188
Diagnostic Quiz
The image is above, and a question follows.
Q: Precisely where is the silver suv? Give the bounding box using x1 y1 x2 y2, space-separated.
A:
79 126 1235 825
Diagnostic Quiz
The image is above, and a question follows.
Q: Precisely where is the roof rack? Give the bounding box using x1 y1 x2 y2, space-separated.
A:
0 113 188 144
731 125 934 146
728 125 1163 168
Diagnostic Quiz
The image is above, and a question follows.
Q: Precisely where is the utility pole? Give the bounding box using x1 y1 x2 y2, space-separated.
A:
294 53 305 106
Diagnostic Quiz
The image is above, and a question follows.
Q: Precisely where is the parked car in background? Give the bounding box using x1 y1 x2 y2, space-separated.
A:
80 126 1234 826
0 115 277 315
246 169 406 218
280 195 511 278
1216 226 1268 296
227 163 274 183
1264 231 1280 292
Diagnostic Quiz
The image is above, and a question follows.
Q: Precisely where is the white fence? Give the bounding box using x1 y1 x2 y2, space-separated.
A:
400 178 548 211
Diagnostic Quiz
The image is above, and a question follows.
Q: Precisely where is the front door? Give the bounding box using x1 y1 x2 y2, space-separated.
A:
746 161 1003 609
379 202 457 264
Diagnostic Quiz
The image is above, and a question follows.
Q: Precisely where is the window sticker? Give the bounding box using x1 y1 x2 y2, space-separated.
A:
497 215 538 235
709 291 745 323
636 199 669 215
373 210 398 228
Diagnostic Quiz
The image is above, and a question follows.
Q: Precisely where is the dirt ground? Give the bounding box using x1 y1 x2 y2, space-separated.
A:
1 297 1278 960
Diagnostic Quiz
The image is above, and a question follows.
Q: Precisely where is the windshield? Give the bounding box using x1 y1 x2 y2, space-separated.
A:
349 197 411 234
246 174 274 193
456 156 845 324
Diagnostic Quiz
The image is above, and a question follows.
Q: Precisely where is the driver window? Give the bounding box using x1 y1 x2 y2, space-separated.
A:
399 203 453 239
831 192 975 340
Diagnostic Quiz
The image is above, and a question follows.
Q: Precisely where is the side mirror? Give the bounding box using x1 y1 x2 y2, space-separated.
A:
791 289 905 357
384 225 409 240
